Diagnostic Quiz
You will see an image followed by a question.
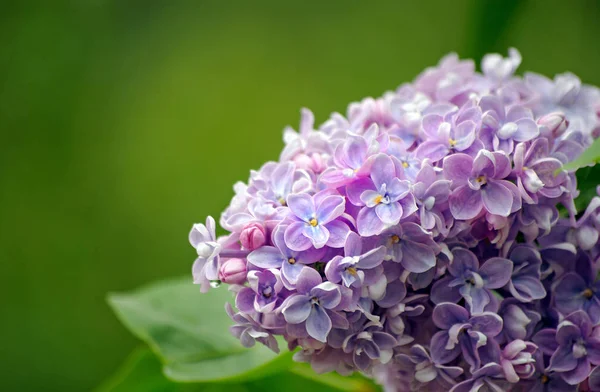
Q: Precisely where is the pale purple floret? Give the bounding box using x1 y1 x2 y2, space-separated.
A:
347 153 416 236
412 160 452 233
236 269 285 314
341 325 397 372
281 268 348 342
533 311 600 385
396 344 464 391
226 303 280 353
512 349 577 392
571 196 600 252
384 294 427 345
247 225 324 288
481 48 522 83
505 244 547 303
190 216 221 292
414 100 482 162
444 150 521 220
525 71 600 135
430 302 503 372
589 365 600 391
431 247 513 313
497 299 541 344
324 231 386 291
377 222 438 273
320 134 374 188
283 190 350 251
553 252 600 324
500 339 537 383
480 95 539 153
512 138 567 204
450 363 508 392
255 161 297 207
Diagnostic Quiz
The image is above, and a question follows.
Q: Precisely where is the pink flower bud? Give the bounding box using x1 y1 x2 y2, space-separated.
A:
239 222 267 250
537 112 568 140
218 258 247 284
293 152 326 173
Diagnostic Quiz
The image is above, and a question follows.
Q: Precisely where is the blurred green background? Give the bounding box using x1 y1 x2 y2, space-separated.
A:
2 0 600 390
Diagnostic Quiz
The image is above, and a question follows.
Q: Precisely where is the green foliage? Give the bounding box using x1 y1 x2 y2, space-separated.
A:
107 277 286 383
97 348 377 392
575 165 600 213
104 279 379 391
563 137 600 172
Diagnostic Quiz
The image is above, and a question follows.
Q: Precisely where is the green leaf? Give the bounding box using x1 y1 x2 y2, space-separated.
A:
96 348 202 392
562 137 600 172
107 277 287 383
97 348 380 392
575 164 600 213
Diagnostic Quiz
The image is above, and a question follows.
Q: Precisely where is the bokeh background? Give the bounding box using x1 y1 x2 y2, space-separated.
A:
2 0 600 390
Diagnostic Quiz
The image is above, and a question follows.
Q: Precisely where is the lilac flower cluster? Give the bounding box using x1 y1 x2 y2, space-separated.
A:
190 49 600 391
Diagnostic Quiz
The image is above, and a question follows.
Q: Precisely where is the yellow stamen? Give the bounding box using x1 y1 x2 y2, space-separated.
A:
449 138 457 147
309 218 318 227
391 235 400 244
288 257 296 265
374 195 383 204
475 175 486 185
522 166 529 171
584 288 594 299
278 197 287 206
347 267 358 276
402 161 409 168
540 375 549 384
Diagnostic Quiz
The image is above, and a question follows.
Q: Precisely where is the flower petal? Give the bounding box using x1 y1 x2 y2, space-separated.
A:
357 206 385 237
247 246 284 269
449 185 483 220
306 306 332 342
287 193 315 220
481 181 513 217
284 221 313 252
282 295 312 324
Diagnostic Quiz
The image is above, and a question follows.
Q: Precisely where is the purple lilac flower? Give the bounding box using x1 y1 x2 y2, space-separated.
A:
341 323 397 372
325 231 386 291
497 299 542 344
412 161 452 233
553 252 600 324
188 50 600 391
430 302 503 372
284 190 350 251
247 225 324 287
481 48 521 83
533 311 600 385
480 95 539 153
450 363 509 392
511 349 577 392
190 216 221 292
236 269 285 314
347 153 416 236
414 100 482 162
512 138 567 204
500 339 537 383
320 134 374 188
505 244 547 303
396 344 463 391
377 222 438 273
226 303 280 353
431 247 513 313
589 365 600 391
281 268 348 342
445 150 521 220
